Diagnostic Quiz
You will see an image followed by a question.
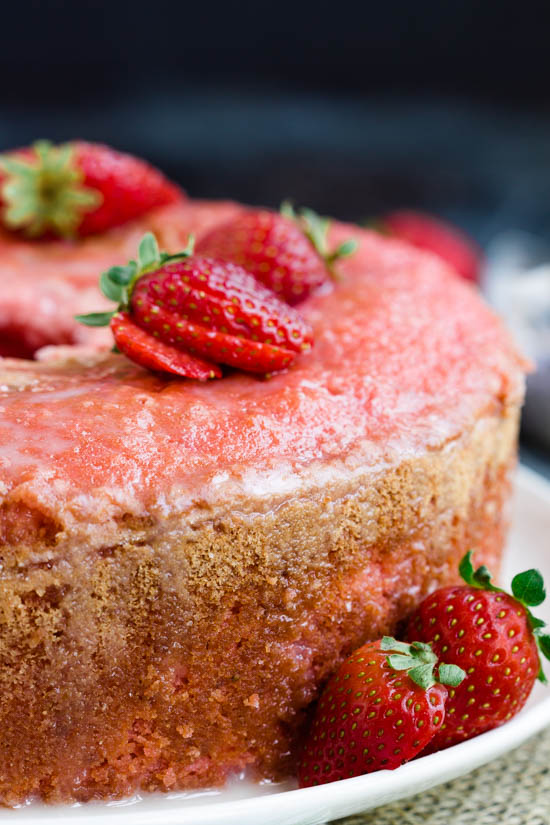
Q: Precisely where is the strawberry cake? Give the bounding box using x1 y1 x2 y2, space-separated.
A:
0 198 527 805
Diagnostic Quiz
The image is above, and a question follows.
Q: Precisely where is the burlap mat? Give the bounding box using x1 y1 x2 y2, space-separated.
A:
337 726 550 824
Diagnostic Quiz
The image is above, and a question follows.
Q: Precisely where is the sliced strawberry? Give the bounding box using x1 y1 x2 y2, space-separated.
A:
129 303 296 374
77 232 313 379
110 312 221 380
130 254 312 373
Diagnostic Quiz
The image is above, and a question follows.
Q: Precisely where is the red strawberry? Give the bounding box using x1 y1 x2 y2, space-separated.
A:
76 232 313 379
382 210 481 283
298 636 464 787
0 140 182 239
111 312 221 380
196 204 357 304
406 552 550 751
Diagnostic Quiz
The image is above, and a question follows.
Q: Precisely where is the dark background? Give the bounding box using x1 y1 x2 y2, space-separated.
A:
1 0 549 468
2 0 550 235
3 0 550 105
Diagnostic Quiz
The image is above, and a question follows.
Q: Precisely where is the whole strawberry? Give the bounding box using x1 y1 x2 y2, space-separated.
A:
0 140 182 238
406 552 550 751
298 636 464 787
382 210 481 283
196 203 357 304
77 232 313 379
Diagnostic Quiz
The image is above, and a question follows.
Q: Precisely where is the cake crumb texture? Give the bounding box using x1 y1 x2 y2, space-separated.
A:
0 408 518 804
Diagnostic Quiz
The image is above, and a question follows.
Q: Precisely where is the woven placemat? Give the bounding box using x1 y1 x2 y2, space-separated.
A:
336 726 550 824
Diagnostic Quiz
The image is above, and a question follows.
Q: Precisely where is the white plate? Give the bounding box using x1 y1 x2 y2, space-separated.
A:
5 465 550 824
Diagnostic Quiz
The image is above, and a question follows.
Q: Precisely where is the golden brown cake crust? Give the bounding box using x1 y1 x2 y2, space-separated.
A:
0 205 527 804
0 402 519 805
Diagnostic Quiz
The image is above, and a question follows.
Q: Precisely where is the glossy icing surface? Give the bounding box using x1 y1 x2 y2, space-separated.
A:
0 206 525 513
0 200 241 353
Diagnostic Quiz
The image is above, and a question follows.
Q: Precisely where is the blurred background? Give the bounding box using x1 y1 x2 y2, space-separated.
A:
1 0 549 471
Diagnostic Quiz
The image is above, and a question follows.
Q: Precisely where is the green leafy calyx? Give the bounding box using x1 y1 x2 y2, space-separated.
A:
380 636 465 690
75 232 194 327
459 551 550 683
0 140 101 237
511 569 546 607
280 201 357 278
458 551 500 593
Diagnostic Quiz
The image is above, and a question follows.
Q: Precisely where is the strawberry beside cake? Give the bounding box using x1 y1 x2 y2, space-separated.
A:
0 201 527 805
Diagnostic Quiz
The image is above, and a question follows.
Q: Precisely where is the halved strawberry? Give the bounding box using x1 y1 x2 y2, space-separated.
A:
196 204 357 304
76 232 313 378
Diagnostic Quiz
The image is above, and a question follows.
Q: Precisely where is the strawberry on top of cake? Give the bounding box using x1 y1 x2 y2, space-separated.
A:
0 140 241 357
0 214 524 511
75 206 356 379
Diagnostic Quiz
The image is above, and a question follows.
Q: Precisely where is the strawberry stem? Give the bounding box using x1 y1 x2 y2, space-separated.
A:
458 551 500 593
381 636 465 690
0 140 101 237
511 569 546 607
74 311 115 327
280 201 357 279
75 232 194 327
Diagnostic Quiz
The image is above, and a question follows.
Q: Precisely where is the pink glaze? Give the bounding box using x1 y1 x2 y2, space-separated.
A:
0 200 242 355
0 208 526 517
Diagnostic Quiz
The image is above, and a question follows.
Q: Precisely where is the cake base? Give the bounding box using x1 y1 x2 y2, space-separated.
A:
0 405 518 805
